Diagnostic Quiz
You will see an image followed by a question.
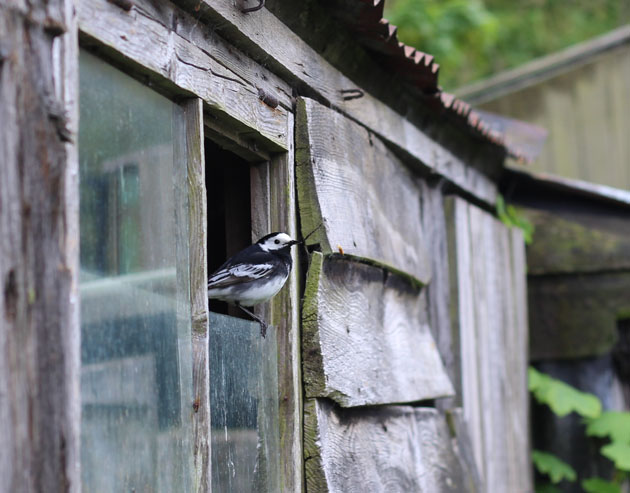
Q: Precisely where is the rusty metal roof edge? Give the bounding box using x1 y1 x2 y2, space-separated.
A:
326 0 526 158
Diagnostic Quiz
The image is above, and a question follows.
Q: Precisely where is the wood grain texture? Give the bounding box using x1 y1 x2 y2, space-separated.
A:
181 0 497 205
79 0 290 152
303 398 478 493
250 112 304 492
296 97 432 285
420 180 460 409
303 253 454 407
0 1 80 491
183 99 211 493
447 198 532 493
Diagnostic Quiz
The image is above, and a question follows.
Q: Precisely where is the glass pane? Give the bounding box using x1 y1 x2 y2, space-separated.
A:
79 51 193 492
209 313 279 492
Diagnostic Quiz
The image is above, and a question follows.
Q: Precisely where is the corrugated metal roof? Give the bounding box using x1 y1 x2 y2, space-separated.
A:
323 0 525 159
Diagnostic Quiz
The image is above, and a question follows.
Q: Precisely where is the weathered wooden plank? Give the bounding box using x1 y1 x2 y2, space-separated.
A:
183 99 210 493
180 0 498 205
529 271 630 360
448 198 485 478
303 398 478 492
523 207 630 275
447 198 532 493
250 112 303 492
303 252 454 407
296 97 432 284
79 0 289 152
0 1 80 491
420 180 459 409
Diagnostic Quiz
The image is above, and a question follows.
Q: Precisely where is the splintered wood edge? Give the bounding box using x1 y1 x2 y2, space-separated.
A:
302 252 327 398
295 98 330 252
303 398 329 493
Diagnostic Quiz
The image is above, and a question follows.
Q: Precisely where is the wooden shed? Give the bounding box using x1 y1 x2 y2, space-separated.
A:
459 25 630 190
1 1 531 492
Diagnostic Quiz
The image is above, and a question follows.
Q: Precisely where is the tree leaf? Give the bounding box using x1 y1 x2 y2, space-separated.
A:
532 450 577 483
586 412 630 443
601 442 630 471
528 366 601 418
582 477 620 493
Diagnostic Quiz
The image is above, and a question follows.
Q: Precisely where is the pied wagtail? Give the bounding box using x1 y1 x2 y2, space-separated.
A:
207 232 298 337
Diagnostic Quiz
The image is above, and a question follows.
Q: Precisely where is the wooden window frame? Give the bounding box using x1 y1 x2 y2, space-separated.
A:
77 0 302 491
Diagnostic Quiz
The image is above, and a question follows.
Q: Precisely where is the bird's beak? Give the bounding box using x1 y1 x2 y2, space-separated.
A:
289 240 299 246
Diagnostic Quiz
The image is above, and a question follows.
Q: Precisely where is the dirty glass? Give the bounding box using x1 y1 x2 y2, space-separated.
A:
209 312 280 492
78 51 193 492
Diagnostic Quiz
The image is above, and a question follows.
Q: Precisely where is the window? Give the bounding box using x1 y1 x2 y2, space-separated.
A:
205 139 280 491
78 51 193 491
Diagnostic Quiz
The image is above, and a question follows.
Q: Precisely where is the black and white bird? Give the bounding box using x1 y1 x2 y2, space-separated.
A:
207 232 298 337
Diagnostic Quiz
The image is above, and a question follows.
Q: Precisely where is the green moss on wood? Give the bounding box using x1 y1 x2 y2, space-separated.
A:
302 252 326 397
303 398 329 493
295 98 330 251
525 208 630 275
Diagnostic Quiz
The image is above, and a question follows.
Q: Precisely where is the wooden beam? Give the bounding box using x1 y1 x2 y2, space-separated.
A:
78 0 291 153
0 1 80 491
302 253 454 407
524 207 630 275
183 99 211 493
304 399 478 492
296 97 432 285
178 0 498 205
250 112 303 492
529 272 630 360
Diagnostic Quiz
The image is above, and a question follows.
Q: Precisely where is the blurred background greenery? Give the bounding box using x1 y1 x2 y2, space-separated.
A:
384 0 630 90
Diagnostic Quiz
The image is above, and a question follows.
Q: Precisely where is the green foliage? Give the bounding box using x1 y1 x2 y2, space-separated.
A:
582 477 622 493
528 367 601 418
586 412 630 443
602 443 630 471
496 194 534 244
384 0 629 89
529 367 630 490
532 450 577 483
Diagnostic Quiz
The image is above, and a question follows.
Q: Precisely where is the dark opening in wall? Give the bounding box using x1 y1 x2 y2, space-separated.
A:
205 138 252 317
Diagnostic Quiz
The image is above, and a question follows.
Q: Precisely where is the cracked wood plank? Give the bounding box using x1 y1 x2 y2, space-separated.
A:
0 0 80 491
304 399 478 493
79 0 290 152
296 97 432 285
302 253 454 407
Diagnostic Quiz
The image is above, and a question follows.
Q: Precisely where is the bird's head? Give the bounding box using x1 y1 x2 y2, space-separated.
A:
257 232 298 252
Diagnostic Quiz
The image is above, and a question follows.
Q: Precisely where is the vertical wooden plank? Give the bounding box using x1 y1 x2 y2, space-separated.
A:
450 197 532 493
421 181 459 408
183 99 211 493
508 228 532 491
0 1 80 491
451 199 485 482
251 112 303 492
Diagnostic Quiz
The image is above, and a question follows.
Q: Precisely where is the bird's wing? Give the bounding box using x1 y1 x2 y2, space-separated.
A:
207 262 275 289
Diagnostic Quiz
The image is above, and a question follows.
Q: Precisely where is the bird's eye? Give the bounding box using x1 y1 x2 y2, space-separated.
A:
274 239 280 244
